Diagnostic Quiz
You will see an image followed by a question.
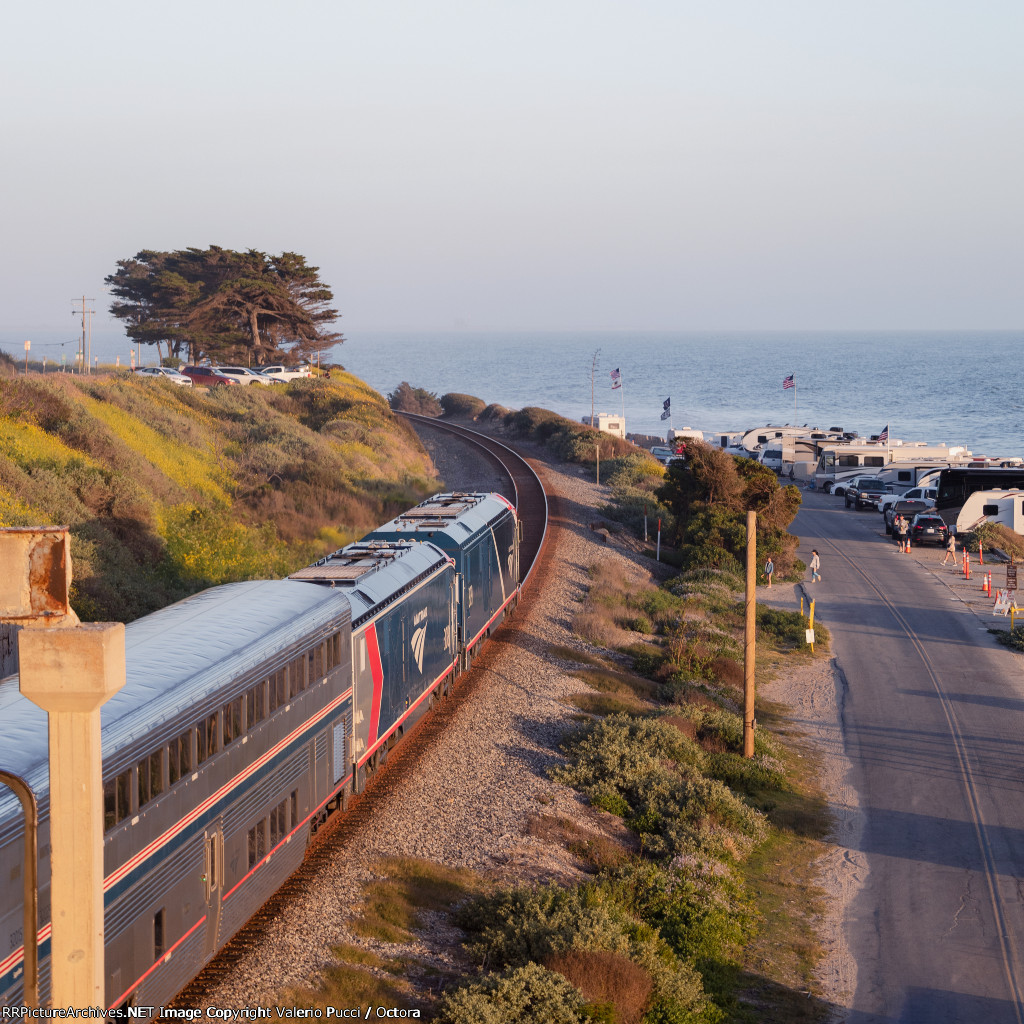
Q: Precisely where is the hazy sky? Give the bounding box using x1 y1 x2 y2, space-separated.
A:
2 0 1022 344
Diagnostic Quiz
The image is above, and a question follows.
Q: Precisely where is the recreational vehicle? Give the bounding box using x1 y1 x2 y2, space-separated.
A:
814 442 972 492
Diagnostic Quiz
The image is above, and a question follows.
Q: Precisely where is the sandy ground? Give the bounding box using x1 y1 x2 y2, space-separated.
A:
758 579 863 1018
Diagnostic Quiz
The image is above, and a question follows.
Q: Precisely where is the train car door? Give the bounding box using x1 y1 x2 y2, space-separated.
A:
202 821 224 958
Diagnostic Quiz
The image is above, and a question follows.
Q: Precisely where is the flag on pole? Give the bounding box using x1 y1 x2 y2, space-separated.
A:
878 423 889 442
660 397 671 421
611 382 621 390
782 374 795 390
610 368 621 381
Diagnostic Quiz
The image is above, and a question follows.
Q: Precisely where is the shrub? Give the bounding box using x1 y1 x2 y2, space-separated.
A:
552 713 768 861
545 950 653 1024
455 884 715 1022
440 392 486 419
435 963 588 1024
598 862 757 970
387 381 442 415
480 403 511 422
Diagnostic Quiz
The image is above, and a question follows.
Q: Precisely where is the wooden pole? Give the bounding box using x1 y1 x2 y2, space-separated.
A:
595 443 600 485
744 510 756 757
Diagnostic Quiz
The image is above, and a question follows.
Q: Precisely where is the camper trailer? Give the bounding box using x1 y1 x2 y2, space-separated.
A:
955 490 1024 535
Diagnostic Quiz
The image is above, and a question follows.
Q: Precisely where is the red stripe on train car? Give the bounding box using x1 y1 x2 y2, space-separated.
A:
366 623 384 749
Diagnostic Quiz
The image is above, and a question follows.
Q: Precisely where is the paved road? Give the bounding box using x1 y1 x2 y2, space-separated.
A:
793 489 1024 1024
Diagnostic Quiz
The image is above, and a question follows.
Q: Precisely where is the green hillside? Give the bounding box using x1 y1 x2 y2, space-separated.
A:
0 370 440 622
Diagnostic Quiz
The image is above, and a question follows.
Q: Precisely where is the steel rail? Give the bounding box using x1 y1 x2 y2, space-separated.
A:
398 413 550 589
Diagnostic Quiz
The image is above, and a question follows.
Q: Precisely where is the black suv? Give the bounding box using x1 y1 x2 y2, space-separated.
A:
845 477 889 510
910 514 949 546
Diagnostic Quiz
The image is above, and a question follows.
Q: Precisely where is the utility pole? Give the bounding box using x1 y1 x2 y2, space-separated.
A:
590 348 600 428
743 510 756 757
72 297 95 375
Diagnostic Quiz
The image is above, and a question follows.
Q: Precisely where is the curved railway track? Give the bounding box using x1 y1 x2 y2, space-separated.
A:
171 419 549 1007
399 412 549 589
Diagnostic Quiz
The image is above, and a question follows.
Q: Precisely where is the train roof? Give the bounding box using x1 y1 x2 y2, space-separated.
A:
364 492 515 547
0 580 351 820
288 538 452 627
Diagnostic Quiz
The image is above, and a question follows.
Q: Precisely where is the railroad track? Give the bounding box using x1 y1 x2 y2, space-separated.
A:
171 420 550 1007
399 413 548 588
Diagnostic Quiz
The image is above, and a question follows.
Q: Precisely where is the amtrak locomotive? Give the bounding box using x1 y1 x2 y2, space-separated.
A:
0 492 519 1009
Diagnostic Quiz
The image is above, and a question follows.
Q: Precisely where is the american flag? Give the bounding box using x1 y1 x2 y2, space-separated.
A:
610 368 621 381
878 424 889 442
782 374 795 390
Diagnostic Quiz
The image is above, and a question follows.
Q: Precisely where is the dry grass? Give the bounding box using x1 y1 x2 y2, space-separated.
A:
544 949 653 1024
277 960 414 1013
566 691 648 716
350 857 479 943
526 814 636 873
571 667 660 701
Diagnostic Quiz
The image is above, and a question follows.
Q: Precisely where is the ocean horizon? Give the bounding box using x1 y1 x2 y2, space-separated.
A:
3 328 1021 456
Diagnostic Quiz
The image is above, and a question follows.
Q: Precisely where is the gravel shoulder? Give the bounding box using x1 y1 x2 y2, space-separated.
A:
757 579 863 1019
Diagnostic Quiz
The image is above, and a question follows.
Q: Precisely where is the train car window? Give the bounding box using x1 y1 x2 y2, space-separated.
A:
137 750 164 807
137 759 150 807
327 633 341 671
198 713 219 765
309 644 324 683
104 769 133 830
222 697 243 746
292 656 307 694
270 800 287 847
291 789 298 829
247 681 267 728
269 669 287 712
168 729 193 785
248 820 268 870
154 908 165 960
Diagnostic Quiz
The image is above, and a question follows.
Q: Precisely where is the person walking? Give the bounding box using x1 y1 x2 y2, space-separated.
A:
764 557 775 587
810 549 821 583
897 515 910 553
941 532 957 566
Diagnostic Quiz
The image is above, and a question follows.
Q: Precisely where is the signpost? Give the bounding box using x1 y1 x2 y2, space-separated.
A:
23 339 30 374
1008 565 1018 592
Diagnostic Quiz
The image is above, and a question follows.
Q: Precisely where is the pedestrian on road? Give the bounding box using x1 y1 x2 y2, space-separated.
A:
941 532 957 566
892 515 904 549
810 549 821 583
764 557 774 587
897 516 909 553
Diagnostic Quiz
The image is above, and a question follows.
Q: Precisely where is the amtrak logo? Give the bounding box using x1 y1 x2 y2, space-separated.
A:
443 623 453 652
411 606 429 673
411 626 426 673
507 546 514 577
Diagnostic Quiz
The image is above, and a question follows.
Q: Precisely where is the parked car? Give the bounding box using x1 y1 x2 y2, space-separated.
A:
877 486 937 513
213 366 277 385
845 477 890 510
180 365 241 387
909 513 950 546
884 499 931 534
133 366 192 387
256 364 312 382
650 445 685 465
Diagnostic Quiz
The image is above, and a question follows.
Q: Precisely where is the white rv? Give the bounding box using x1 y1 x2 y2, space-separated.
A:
956 490 1024 535
814 441 972 492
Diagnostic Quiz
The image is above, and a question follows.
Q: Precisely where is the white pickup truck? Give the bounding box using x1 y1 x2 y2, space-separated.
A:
256 364 312 382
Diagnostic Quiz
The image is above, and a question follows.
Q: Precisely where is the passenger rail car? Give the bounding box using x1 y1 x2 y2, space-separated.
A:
0 497 513 1010
363 492 520 670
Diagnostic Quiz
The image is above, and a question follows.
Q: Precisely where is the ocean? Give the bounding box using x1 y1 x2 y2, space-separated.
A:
335 330 1024 456
4 328 1021 455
